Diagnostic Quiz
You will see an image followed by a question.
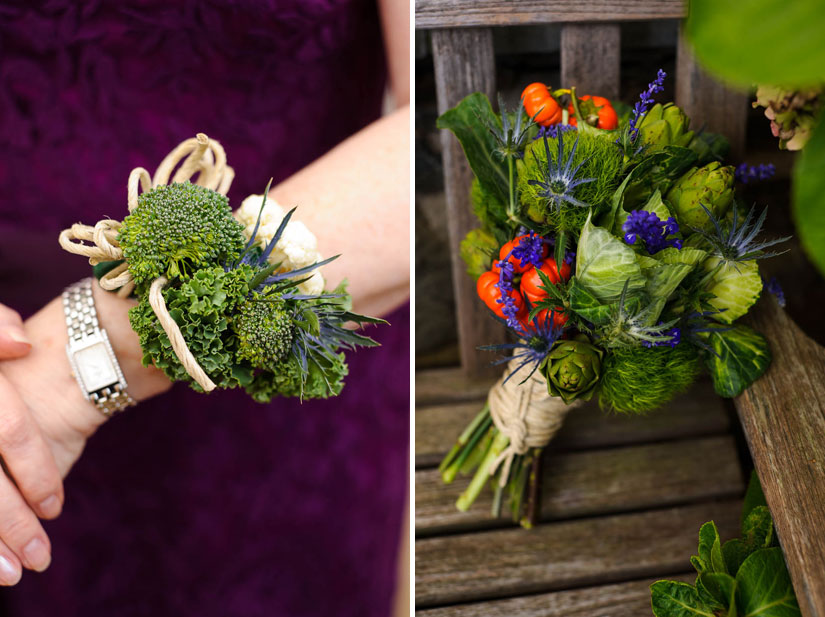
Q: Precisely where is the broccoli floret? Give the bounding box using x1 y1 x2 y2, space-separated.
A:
233 293 294 371
119 181 246 287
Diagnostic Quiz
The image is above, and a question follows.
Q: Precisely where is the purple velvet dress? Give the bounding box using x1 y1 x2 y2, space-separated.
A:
0 2 409 615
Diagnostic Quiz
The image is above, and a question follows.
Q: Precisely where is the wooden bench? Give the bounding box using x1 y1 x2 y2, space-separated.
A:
415 1 825 615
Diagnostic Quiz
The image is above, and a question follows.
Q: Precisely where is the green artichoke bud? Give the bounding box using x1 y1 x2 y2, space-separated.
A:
665 162 735 233
637 103 694 149
541 335 604 404
460 228 498 281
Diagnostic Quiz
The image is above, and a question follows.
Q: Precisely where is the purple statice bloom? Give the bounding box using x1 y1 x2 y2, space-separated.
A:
735 163 776 184
642 326 681 348
622 69 666 145
623 210 683 254
763 276 786 307
509 231 546 269
534 123 577 140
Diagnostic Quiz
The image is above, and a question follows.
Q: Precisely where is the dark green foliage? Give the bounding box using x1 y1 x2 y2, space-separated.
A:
119 181 246 287
470 178 510 240
598 342 700 414
245 351 348 402
234 293 294 371
650 474 798 617
703 324 771 397
129 265 255 392
518 132 623 233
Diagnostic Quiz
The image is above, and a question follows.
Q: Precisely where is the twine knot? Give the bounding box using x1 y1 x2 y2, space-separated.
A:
487 359 583 486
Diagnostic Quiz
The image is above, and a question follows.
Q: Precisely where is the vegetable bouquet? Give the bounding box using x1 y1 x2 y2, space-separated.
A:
61 134 383 402
438 71 787 526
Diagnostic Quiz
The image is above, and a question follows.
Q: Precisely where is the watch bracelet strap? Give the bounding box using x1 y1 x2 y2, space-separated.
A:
63 278 136 416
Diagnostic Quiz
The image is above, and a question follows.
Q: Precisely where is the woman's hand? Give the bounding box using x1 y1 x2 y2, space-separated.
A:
0 303 64 584
0 286 172 585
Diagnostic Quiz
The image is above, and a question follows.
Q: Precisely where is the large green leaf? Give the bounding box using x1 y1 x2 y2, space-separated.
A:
437 93 510 205
793 117 825 277
696 521 727 575
723 539 752 577
704 324 771 397
703 258 763 324
735 548 800 617
686 0 825 87
642 261 694 301
698 573 738 616
651 581 717 617
576 212 646 303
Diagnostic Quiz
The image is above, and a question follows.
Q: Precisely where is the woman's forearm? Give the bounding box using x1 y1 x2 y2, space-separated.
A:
269 105 410 317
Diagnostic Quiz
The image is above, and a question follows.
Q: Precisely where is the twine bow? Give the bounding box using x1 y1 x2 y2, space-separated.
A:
487 359 584 486
58 134 236 392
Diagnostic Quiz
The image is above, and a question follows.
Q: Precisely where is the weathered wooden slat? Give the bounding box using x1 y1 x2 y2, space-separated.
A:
416 0 685 30
675 26 747 161
415 499 741 607
416 573 695 617
416 435 743 534
431 28 507 378
735 298 825 617
415 379 731 467
415 367 496 406
561 24 620 101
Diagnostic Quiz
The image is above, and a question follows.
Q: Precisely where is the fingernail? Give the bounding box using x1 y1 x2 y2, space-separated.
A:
39 495 61 518
6 329 30 345
22 538 50 572
0 555 21 585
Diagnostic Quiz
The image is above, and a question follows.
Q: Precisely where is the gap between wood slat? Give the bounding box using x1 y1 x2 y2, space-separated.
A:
415 499 741 607
417 434 744 536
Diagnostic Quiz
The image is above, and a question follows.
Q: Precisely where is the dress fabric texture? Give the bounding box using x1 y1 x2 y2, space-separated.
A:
0 2 409 615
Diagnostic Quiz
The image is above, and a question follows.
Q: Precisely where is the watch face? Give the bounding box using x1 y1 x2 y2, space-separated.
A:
74 342 119 392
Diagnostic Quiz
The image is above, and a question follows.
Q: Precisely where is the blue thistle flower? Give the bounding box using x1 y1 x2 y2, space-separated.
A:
622 210 683 254
480 94 537 160
534 123 577 141
527 132 596 211
735 163 775 184
480 307 564 385
600 280 680 348
691 202 790 264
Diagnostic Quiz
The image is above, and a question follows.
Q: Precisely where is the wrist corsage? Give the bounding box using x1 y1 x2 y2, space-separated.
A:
59 134 384 402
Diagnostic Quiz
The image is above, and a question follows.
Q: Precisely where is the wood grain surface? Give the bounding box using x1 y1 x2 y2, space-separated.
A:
415 367 496 406
416 573 695 617
415 378 731 467
415 0 685 29
561 24 620 101
417 435 744 534
431 28 508 378
735 298 825 617
415 499 741 606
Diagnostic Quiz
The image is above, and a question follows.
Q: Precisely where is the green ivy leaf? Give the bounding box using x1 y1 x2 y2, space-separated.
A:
793 117 825 277
650 581 717 617
735 548 801 617
686 0 825 87
742 506 775 552
704 324 772 398
437 93 510 206
723 539 752 578
695 521 728 575
697 572 738 615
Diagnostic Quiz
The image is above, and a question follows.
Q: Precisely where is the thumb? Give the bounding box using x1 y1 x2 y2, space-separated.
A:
0 304 32 360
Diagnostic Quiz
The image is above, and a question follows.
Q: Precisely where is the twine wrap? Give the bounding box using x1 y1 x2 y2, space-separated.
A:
58 134 235 393
488 359 584 486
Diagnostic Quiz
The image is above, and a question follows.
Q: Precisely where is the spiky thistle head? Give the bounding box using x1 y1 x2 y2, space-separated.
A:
526 132 596 212
478 94 537 160
599 280 680 348
690 201 790 265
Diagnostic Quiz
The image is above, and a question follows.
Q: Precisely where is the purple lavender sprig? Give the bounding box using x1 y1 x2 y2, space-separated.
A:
762 276 786 307
622 210 683 254
641 325 681 348
629 69 666 143
735 163 776 184
494 233 546 328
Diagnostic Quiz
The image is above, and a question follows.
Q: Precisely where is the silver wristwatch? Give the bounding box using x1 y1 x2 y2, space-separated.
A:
63 278 136 416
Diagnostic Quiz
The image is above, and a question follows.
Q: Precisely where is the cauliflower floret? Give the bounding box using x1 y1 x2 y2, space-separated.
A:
266 220 318 271
234 194 285 244
297 269 325 296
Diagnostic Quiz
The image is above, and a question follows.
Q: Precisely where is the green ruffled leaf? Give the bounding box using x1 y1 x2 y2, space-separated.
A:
703 258 763 324
576 212 646 303
735 548 800 617
642 261 694 301
704 324 771 398
650 581 717 617
658 246 708 267
437 93 510 205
